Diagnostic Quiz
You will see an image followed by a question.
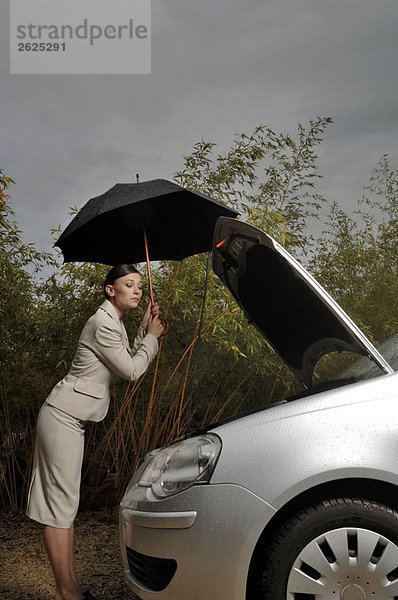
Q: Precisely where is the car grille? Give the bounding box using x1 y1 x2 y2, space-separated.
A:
126 546 177 591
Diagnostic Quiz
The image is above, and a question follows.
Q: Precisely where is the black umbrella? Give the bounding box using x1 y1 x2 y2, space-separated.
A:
56 177 238 344
55 178 238 266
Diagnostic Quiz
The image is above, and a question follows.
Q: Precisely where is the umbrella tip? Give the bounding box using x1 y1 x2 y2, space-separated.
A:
136 173 140 183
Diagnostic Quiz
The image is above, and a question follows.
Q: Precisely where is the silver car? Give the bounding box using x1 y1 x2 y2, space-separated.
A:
119 218 398 600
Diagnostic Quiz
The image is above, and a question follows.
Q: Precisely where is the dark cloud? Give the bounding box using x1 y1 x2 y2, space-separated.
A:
1 0 397 254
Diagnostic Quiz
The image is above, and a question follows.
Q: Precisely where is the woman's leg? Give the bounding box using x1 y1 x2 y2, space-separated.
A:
28 405 88 599
69 524 83 592
43 524 84 600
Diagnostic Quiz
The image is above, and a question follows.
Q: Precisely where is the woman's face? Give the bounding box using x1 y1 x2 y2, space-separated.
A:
106 273 143 316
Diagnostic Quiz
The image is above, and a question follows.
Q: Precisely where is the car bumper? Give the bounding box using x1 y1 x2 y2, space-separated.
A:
120 482 275 600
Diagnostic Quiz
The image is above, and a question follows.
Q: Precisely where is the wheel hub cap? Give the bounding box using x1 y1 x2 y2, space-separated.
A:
287 527 398 599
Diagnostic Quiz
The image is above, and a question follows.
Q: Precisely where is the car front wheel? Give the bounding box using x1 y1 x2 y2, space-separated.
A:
254 497 398 600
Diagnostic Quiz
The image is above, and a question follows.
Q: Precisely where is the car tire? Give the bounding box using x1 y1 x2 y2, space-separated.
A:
253 497 398 600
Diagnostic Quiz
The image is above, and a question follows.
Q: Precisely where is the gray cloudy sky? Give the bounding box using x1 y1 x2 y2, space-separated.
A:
1 0 397 257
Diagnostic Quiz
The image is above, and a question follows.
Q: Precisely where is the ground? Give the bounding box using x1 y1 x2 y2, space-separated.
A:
0 508 138 600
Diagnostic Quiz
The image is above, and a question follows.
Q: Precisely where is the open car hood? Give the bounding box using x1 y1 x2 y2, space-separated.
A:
212 218 393 388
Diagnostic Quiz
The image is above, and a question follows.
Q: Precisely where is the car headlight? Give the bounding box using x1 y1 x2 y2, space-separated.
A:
131 434 222 499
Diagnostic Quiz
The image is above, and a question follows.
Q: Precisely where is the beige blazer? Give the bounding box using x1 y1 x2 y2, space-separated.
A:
46 299 159 422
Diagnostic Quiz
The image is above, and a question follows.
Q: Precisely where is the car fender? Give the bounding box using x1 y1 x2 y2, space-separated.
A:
211 376 398 510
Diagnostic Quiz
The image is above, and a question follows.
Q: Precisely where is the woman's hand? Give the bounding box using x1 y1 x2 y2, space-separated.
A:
147 313 164 339
141 301 160 331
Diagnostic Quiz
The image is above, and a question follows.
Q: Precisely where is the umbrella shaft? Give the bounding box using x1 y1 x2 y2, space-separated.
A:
143 228 169 336
143 228 155 309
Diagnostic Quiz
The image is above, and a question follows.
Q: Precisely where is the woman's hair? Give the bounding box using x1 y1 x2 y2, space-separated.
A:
104 264 140 299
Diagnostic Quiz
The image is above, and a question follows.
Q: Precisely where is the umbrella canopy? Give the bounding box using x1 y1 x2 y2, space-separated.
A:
55 179 238 265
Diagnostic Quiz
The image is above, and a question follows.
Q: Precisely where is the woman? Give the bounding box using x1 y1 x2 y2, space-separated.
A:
26 264 164 600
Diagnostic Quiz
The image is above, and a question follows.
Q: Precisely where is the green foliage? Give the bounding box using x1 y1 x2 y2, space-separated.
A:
0 171 57 510
310 155 398 343
175 117 333 250
0 170 55 403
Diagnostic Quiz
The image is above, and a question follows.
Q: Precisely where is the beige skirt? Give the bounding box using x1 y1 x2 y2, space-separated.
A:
26 402 86 528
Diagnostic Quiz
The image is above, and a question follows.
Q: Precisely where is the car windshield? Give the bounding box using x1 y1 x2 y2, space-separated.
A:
336 332 398 382
200 333 397 432
286 332 397 402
